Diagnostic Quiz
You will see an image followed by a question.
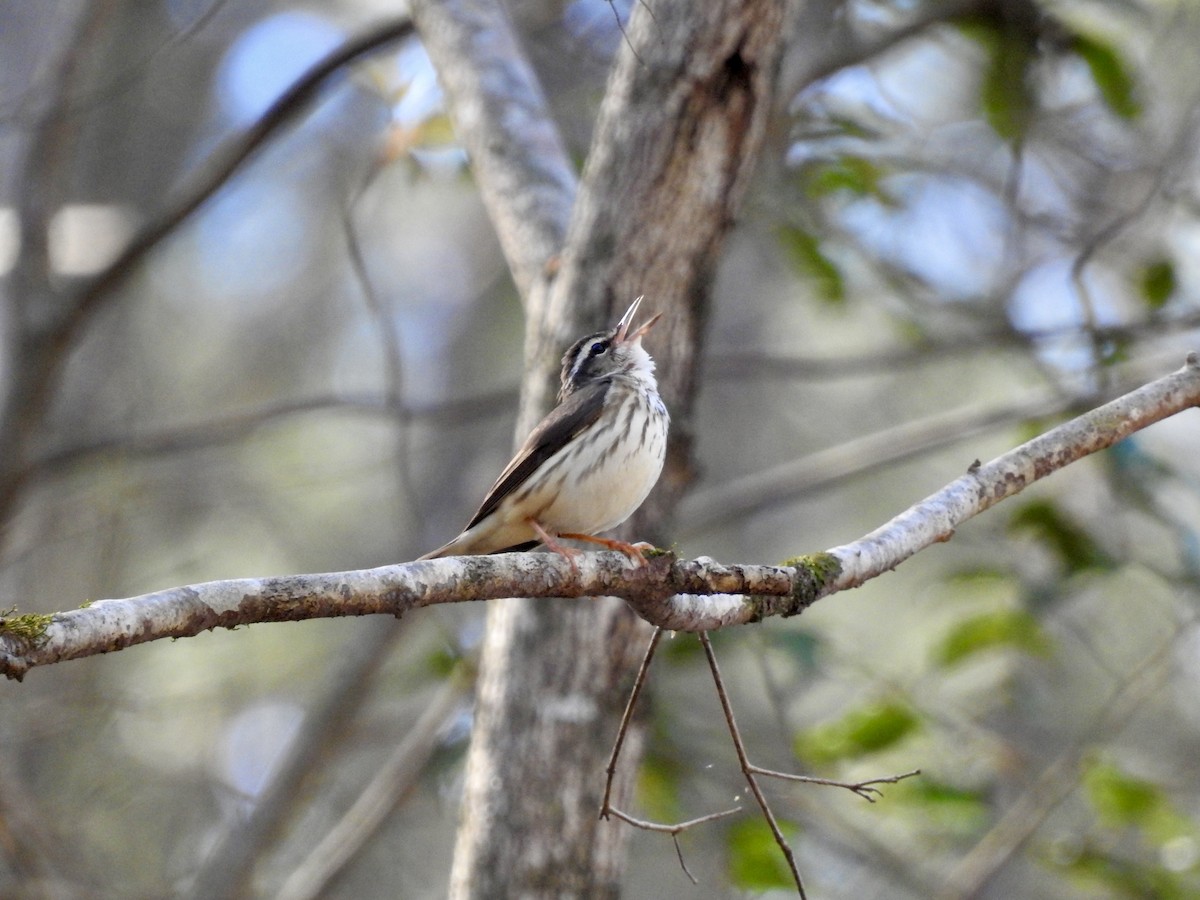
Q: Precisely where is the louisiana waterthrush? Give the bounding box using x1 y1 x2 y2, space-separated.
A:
420 296 669 562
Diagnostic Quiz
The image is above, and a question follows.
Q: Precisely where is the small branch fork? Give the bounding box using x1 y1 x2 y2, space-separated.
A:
598 628 919 894
599 629 737 884
603 806 742 886
700 631 807 898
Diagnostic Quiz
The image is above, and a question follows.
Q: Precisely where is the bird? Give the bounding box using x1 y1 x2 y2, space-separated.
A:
420 296 669 564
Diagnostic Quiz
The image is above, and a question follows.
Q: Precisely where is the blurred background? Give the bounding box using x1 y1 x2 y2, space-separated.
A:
3 0 1200 897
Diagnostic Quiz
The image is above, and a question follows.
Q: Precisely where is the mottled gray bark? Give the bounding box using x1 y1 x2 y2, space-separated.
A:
446 0 797 896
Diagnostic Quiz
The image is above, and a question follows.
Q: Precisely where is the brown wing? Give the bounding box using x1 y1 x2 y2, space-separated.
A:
464 377 612 531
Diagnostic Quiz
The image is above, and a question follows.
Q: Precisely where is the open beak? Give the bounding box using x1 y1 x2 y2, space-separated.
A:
615 295 663 344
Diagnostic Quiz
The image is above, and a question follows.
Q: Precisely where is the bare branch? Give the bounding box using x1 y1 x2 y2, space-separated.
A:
685 345 1200 534
602 805 744 836
700 632 806 898
0 553 799 680
409 0 576 295
2 356 1197 679
601 627 664 818
749 766 922 803
824 353 1200 594
603 805 742 886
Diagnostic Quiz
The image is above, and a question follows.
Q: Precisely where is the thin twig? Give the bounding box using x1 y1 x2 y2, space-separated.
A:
601 627 663 818
700 632 807 899
604 805 744 834
604 805 742 885
603 0 645 65
749 765 922 803
341 168 422 543
78 18 417 317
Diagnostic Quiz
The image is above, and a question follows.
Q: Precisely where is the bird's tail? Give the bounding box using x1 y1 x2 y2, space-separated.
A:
416 540 457 561
417 536 539 560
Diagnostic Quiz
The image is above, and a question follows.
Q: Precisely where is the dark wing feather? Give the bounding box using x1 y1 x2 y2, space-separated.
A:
464 377 611 530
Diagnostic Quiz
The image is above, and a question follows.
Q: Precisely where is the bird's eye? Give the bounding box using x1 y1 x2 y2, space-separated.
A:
589 340 608 356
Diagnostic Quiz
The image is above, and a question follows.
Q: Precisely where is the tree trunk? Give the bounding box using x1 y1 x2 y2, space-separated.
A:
447 0 796 895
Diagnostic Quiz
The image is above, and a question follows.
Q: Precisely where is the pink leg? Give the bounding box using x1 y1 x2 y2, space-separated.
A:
558 532 650 567
528 519 581 573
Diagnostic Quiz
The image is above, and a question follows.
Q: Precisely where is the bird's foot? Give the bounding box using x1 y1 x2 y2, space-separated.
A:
559 533 651 567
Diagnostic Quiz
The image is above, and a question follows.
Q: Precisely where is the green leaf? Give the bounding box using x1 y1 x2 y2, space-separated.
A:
935 609 1051 666
726 818 799 890
763 629 822 673
803 156 887 201
1082 759 1195 842
1008 499 1113 574
1086 762 1161 828
1053 845 1191 899
776 225 845 304
980 51 1032 140
1139 258 1176 309
795 701 920 765
423 645 461 677
637 752 682 824
1073 34 1140 120
958 16 1034 141
893 780 990 835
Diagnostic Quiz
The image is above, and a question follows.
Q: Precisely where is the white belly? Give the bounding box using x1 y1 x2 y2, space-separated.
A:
442 387 668 555
538 393 668 535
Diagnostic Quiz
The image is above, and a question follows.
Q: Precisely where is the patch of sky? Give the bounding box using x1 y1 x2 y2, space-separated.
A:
563 0 630 50
1009 257 1123 374
171 174 315 314
215 11 344 126
840 172 1010 299
214 700 305 800
390 40 442 129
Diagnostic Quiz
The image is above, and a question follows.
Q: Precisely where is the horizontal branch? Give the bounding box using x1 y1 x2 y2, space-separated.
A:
0 554 807 680
824 353 1200 592
2 355 1197 680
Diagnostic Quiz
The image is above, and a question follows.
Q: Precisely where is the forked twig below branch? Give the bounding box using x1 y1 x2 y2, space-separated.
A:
601 627 664 817
604 806 742 885
700 632 807 898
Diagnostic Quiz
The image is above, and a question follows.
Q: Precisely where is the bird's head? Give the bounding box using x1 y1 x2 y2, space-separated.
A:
558 296 662 399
